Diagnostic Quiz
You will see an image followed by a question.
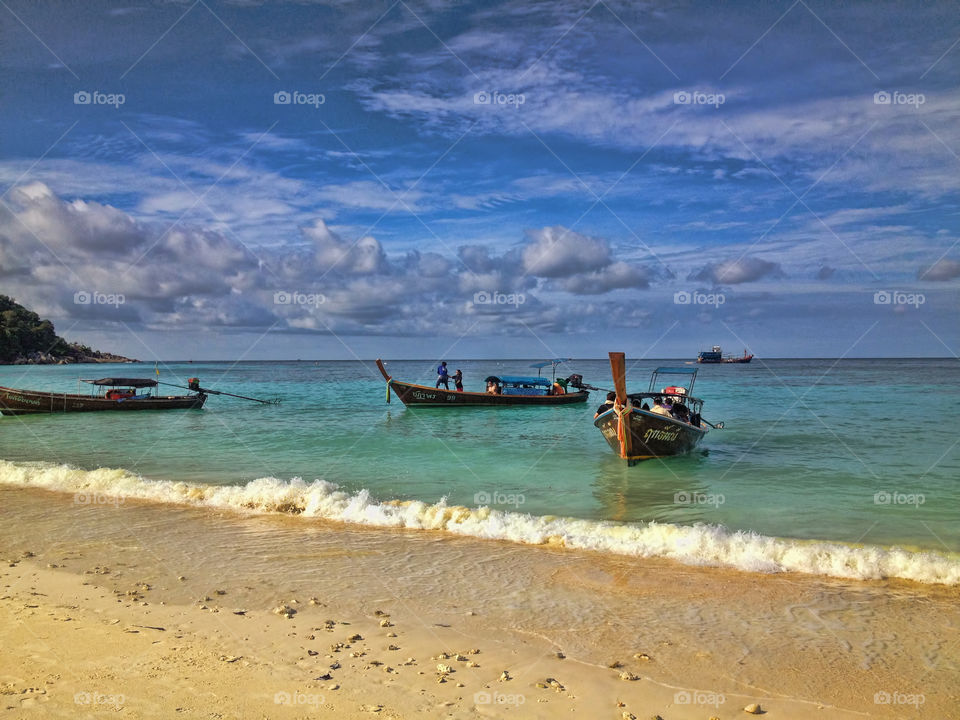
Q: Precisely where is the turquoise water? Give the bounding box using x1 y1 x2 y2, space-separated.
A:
2 358 958 568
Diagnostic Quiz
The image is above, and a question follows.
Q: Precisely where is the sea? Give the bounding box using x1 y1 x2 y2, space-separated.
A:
1 357 958 585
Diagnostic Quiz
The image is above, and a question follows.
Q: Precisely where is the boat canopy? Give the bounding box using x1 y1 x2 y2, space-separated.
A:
649 366 699 394
83 378 158 388
487 375 552 387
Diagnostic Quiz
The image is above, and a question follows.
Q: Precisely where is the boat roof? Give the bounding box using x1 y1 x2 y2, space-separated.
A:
82 378 158 388
653 366 698 374
490 375 552 387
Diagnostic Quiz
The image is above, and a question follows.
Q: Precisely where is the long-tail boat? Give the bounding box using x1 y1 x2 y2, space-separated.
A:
0 377 206 415
594 352 716 464
376 359 590 407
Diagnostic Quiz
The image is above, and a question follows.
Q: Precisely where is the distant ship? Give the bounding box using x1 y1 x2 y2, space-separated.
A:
697 346 754 364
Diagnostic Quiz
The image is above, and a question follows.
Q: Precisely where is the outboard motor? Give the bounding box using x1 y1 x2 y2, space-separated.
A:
188 377 201 391
567 374 583 389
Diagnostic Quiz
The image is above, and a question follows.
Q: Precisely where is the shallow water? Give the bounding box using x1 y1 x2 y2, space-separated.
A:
1 358 958 583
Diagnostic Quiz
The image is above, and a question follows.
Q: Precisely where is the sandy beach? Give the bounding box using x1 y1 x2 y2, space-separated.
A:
1 486 956 719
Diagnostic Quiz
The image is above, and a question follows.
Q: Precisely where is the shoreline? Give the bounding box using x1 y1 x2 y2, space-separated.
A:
2 485 957 718
1 458 958 586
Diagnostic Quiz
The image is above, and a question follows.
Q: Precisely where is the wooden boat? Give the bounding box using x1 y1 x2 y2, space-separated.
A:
594 353 713 464
697 345 753 363
376 359 590 407
0 377 206 415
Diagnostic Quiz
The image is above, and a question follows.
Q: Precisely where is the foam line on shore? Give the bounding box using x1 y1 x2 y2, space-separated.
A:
3 459 958 585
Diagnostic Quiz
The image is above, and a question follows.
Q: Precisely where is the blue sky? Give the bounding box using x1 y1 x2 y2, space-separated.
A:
1 0 958 360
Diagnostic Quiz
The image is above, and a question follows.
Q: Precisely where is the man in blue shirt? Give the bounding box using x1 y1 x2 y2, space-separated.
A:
436 361 450 389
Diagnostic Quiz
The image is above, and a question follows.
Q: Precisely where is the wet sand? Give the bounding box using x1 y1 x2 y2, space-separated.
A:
1 486 957 718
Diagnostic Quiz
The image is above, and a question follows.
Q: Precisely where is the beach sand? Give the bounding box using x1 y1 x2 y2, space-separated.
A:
1 486 957 718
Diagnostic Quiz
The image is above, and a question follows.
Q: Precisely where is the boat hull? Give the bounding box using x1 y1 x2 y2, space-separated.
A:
0 386 207 415
594 408 706 462
386 379 589 407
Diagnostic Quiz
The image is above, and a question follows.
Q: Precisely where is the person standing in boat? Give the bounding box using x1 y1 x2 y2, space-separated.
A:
436 361 450 389
452 369 463 392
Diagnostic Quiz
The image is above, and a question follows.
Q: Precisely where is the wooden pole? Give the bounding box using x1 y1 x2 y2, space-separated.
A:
609 352 632 459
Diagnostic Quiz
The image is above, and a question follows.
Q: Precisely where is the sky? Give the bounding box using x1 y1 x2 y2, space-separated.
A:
0 0 958 360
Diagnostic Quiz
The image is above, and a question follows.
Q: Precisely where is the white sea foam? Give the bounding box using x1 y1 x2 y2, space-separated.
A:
3 458 959 585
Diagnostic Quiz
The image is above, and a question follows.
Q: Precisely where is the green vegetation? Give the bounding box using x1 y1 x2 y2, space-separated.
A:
0 295 133 364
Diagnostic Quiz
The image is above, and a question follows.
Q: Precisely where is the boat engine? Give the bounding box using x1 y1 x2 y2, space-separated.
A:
567 374 584 388
188 377 201 391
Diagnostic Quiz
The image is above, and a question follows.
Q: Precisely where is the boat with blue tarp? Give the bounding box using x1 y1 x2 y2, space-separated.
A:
375 359 590 407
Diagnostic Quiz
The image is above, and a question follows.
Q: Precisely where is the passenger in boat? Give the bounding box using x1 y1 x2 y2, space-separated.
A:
671 402 690 423
650 397 672 417
594 392 616 418
436 361 450 389
551 380 566 395
453 369 463 392
485 380 501 394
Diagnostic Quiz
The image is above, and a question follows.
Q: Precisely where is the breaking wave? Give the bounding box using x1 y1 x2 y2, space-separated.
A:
2 459 959 585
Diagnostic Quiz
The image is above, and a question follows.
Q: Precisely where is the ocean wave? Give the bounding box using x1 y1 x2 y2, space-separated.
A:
2 459 958 585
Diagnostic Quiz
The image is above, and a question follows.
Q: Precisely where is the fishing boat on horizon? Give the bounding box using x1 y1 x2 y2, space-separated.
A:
375 358 590 407
697 345 754 363
594 353 720 464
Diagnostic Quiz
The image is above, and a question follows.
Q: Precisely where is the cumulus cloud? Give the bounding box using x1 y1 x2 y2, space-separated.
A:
0 186 663 340
556 262 651 294
918 258 960 281
688 257 783 285
521 226 610 278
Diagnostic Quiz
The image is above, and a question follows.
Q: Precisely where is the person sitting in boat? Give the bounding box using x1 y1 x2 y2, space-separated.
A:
436 361 450 389
670 402 690 423
671 402 690 423
485 379 500 394
594 392 616 418
650 397 672 417
453 369 463 392
551 379 566 395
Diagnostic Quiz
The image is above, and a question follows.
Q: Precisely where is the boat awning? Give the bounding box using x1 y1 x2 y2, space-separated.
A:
496 375 552 387
653 367 697 374
83 378 158 388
